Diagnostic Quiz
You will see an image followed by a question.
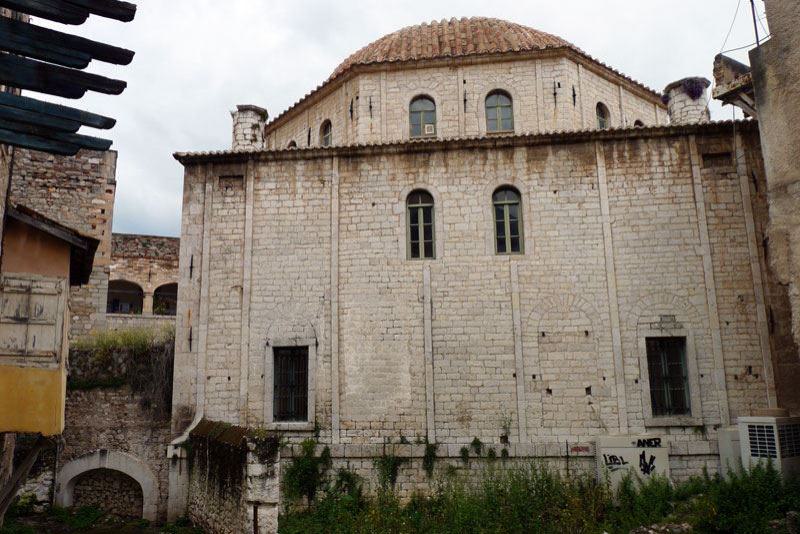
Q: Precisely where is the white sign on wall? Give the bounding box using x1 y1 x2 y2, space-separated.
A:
596 435 670 487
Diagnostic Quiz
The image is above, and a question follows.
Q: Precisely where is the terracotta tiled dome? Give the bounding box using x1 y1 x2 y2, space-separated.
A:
330 17 572 80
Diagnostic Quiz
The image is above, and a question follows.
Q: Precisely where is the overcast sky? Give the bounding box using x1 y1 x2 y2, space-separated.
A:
39 0 769 237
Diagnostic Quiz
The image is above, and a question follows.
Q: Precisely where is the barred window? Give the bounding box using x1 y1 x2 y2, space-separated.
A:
596 102 610 129
493 187 523 254
320 120 332 147
273 346 309 422
486 90 514 132
410 95 436 138
407 190 435 259
646 337 690 416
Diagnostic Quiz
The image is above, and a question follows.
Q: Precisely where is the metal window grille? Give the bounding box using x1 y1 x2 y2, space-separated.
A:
273 346 309 422
779 423 800 458
646 337 690 416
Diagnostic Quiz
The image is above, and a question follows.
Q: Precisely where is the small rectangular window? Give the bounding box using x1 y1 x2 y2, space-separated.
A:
646 337 690 417
273 346 309 422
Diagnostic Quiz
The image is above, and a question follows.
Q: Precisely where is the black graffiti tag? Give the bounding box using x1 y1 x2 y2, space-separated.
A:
603 454 629 472
639 450 656 475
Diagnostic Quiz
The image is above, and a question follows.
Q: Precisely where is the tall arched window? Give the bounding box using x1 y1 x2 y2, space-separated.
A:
493 187 523 254
596 102 610 129
106 280 144 314
319 120 332 146
485 90 514 132
409 96 436 138
407 190 435 259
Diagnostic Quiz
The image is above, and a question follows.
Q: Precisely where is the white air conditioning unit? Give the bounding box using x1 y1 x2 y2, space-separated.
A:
738 416 800 477
424 124 435 135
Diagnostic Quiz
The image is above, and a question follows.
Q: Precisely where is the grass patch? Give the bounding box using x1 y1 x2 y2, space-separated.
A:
278 461 800 534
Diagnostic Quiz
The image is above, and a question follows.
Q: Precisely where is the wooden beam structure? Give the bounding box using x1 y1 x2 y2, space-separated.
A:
0 0 135 25
0 17 134 68
0 1 136 155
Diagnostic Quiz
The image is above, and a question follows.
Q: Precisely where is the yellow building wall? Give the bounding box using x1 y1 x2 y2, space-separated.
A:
0 364 65 435
0 217 71 435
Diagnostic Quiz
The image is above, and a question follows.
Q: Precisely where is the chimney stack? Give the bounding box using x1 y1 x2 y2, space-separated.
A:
663 77 711 125
231 105 268 151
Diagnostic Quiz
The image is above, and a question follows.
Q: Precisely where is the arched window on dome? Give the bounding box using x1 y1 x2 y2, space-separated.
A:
409 95 436 138
493 186 523 254
485 90 514 133
406 189 435 259
287 140 297 149
634 119 644 128
320 120 332 147
596 102 610 130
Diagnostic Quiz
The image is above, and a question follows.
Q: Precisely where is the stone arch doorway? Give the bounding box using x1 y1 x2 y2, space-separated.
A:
55 449 158 521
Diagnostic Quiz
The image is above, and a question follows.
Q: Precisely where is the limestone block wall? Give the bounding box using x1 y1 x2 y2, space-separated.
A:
265 55 666 150
172 123 789 520
9 148 117 338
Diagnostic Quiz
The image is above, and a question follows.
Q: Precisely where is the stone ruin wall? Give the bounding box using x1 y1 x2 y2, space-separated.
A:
9 148 117 339
109 233 180 329
749 0 800 396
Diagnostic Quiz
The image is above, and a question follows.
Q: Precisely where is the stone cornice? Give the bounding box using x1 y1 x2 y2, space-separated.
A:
175 120 757 167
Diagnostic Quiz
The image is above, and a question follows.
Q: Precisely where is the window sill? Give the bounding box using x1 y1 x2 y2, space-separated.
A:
410 134 437 140
267 421 315 432
486 129 515 136
644 415 702 428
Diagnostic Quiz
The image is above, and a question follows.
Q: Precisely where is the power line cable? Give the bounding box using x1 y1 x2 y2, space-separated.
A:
720 0 742 53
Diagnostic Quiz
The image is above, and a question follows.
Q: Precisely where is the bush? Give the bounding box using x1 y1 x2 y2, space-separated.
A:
278 461 800 534
282 439 331 503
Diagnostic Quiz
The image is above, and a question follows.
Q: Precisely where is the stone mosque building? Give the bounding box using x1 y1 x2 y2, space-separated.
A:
159 16 793 532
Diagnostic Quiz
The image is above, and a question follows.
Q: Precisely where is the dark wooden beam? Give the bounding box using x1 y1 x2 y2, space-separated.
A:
0 17 134 67
0 104 81 133
0 126 80 155
0 118 112 150
0 55 127 99
64 0 136 22
0 92 116 129
0 0 89 25
0 26 92 69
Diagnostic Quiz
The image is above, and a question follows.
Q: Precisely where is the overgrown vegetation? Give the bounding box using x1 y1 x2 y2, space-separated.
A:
188 421 248 499
69 326 175 418
469 437 483 457
278 461 800 534
422 443 437 478
373 452 408 490
0 504 203 534
282 439 332 503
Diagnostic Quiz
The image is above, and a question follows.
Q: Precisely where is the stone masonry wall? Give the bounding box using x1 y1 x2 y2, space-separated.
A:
750 0 800 396
267 56 666 150
9 148 117 338
72 468 144 519
61 387 171 520
110 233 179 317
174 121 780 488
